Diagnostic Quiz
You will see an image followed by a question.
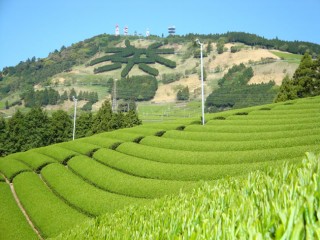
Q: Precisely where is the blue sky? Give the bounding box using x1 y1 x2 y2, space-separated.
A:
1 0 320 69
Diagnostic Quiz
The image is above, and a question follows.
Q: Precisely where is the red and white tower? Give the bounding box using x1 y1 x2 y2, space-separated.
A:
115 24 120 36
124 26 128 36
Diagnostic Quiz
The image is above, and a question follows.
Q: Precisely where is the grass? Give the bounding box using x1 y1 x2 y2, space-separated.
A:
0 182 38 240
270 50 303 63
137 101 201 122
13 172 89 239
55 153 320 239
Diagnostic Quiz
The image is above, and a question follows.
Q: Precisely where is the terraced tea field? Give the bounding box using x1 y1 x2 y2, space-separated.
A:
1 96 320 239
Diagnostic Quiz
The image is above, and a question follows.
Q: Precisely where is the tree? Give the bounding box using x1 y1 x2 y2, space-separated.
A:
76 112 93 138
198 68 207 81
92 100 113 134
24 107 51 149
216 38 225 54
275 75 298 102
50 110 72 143
69 88 77 101
292 52 316 97
6 110 26 153
125 110 142 127
275 52 320 102
0 117 7 156
5 100 9 109
206 41 212 54
177 86 190 101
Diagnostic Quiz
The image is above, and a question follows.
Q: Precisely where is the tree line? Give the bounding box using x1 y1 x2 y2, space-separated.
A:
0 100 141 156
17 88 99 109
186 32 320 56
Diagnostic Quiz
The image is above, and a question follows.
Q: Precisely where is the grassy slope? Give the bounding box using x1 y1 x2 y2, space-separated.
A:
0 96 319 239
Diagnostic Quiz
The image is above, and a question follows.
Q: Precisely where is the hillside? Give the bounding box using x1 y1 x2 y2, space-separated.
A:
0 33 309 118
1 95 320 239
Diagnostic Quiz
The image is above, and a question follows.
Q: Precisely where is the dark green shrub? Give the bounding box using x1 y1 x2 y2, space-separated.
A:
213 116 226 120
94 63 122 74
133 136 144 143
155 131 166 137
176 126 185 131
138 64 159 76
234 112 248 115
109 142 122 150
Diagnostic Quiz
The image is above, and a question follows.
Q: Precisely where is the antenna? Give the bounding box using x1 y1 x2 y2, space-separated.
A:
115 24 120 36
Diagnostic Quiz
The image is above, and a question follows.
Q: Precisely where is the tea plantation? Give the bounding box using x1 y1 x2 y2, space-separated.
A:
1 96 320 239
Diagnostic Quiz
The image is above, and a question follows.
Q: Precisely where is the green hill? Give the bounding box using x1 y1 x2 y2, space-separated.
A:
1 95 320 239
1 32 317 118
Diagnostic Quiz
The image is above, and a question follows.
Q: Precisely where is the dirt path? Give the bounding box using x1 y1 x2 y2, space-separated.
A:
4 176 43 240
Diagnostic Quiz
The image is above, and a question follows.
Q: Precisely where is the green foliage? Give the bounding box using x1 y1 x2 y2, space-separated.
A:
0 158 31 181
206 63 276 111
13 172 89 238
8 151 56 172
216 37 225 54
138 63 159 76
176 86 189 101
153 55 176 68
186 32 320 55
41 163 148 217
91 40 175 77
55 153 320 239
218 63 253 87
92 100 113 134
275 53 320 102
161 72 183 84
68 155 196 199
76 112 93 138
120 60 134 78
94 63 122 74
34 146 78 164
89 55 113 66
117 76 158 101
0 182 38 239
274 75 298 102
50 110 72 143
117 140 319 166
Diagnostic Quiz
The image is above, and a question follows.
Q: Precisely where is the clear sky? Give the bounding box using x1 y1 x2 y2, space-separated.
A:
1 0 320 70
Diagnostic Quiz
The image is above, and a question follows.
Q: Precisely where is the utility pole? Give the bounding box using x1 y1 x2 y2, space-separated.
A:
196 39 205 125
72 96 77 140
112 79 117 112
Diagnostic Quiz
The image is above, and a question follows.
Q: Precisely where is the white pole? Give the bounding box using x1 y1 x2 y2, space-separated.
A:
72 96 77 140
196 39 205 125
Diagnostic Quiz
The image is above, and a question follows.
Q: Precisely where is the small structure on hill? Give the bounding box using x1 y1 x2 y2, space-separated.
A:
168 26 176 36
